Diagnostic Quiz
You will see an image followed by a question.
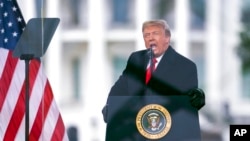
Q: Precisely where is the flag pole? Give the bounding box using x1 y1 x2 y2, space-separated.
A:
20 54 34 141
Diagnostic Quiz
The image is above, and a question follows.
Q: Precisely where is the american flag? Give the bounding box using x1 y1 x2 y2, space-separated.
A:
0 0 68 140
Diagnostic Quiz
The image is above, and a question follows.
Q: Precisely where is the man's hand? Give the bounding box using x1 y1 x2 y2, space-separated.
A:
188 88 205 110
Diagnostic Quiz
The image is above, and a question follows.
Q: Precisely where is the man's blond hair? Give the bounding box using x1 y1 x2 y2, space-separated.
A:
142 20 171 36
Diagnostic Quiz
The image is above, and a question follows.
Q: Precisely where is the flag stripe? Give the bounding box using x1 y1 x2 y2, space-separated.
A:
0 51 18 112
15 115 26 140
0 48 8 77
29 61 47 140
30 80 53 140
3 60 39 140
3 83 25 141
40 99 60 141
51 115 66 141
0 56 24 138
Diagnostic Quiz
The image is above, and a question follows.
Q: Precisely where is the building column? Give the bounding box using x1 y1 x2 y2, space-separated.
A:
175 0 189 56
135 0 150 50
83 0 107 140
45 0 62 102
206 0 221 110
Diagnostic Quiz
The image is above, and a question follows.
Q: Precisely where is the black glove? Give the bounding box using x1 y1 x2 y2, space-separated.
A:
188 88 205 110
102 104 108 123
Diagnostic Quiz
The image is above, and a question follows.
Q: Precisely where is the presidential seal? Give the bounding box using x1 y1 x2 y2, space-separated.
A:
136 104 171 140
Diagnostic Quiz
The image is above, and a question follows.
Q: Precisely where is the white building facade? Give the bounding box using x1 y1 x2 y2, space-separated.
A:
18 0 250 140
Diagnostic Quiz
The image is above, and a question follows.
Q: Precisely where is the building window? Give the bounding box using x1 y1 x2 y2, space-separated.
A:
60 0 88 29
62 42 87 104
150 0 176 29
241 0 250 24
113 0 129 23
72 58 80 100
107 0 135 29
190 42 206 89
189 0 206 30
113 56 127 82
108 42 135 82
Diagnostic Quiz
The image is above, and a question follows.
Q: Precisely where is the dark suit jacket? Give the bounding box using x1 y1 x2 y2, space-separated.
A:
108 46 198 97
103 46 198 141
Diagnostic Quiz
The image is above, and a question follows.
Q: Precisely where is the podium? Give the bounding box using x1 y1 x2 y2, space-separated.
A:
105 95 201 141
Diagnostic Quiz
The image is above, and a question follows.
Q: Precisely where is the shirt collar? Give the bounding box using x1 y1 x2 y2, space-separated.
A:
155 54 163 63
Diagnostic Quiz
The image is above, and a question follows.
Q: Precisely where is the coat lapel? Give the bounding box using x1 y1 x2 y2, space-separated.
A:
153 46 176 81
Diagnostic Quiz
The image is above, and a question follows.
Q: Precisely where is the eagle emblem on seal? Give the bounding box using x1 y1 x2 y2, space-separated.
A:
147 113 162 131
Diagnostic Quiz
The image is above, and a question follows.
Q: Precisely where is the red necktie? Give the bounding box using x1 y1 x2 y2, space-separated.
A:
145 58 157 84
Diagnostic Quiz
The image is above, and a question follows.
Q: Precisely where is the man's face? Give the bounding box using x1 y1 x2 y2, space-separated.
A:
143 25 170 57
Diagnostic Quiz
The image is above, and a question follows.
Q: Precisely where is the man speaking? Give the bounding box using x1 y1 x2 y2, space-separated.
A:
102 19 205 141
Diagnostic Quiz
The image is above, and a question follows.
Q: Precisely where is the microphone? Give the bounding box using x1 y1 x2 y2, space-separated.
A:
147 44 155 72
147 44 155 60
